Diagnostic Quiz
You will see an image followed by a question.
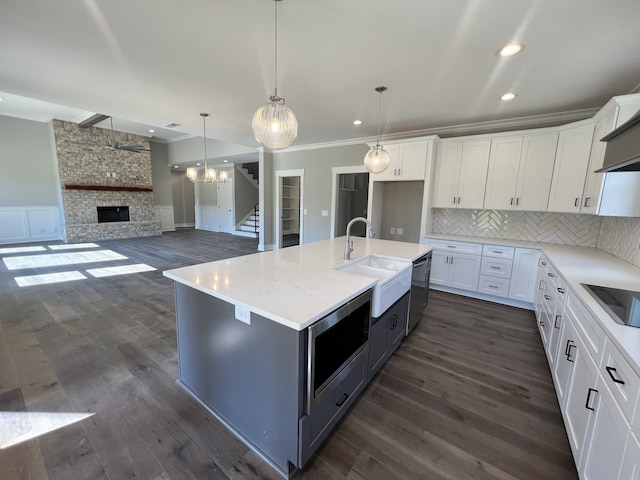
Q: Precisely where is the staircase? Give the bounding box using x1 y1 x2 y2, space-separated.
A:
235 204 259 238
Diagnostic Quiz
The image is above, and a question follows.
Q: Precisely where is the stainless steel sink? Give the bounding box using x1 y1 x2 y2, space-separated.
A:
336 255 411 317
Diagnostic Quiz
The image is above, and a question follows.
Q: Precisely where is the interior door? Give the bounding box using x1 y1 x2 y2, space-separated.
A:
217 182 234 233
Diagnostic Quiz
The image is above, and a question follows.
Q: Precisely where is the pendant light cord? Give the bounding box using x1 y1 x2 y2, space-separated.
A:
274 0 279 98
374 86 387 148
202 113 208 170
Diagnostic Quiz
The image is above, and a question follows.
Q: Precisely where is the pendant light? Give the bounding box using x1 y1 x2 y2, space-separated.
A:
363 86 391 174
187 113 227 183
252 0 298 150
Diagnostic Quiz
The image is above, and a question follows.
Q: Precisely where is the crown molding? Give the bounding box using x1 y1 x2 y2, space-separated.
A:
280 108 601 153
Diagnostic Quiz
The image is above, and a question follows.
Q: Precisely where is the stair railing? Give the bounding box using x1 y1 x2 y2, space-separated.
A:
253 203 259 234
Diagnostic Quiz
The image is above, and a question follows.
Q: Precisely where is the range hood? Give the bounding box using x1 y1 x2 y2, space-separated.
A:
596 110 640 173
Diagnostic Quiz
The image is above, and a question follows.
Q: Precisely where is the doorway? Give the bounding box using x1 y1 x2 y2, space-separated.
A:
331 166 369 238
276 169 304 248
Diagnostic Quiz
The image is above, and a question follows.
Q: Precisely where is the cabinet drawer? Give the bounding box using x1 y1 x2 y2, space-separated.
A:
480 257 513 279
482 244 514 259
601 338 640 424
566 292 606 365
299 355 367 466
478 275 510 297
426 238 482 255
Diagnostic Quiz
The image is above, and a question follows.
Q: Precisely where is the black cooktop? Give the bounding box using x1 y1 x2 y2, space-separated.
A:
582 283 640 328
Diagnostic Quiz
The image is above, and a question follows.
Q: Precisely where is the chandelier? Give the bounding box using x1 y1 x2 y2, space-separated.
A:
363 86 391 174
251 0 298 150
187 113 228 183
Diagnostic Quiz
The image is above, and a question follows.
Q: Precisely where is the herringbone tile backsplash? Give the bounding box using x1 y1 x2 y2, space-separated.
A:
598 217 640 268
432 209 601 247
432 209 640 268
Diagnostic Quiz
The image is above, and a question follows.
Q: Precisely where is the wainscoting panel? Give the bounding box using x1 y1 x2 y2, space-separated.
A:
154 205 176 232
432 209 601 247
196 205 220 232
0 206 62 244
598 217 640 268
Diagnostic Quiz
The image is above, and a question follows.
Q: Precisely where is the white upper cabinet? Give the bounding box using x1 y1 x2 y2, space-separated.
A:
432 139 490 209
372 141 428 181
547 124 595 213
580 113 615 214
484 134 558 211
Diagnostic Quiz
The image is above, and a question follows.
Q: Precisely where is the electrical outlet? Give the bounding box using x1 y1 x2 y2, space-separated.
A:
390 227 396 234
321 210 328 216
111 172 117 178
235 305 251 325
397 227 404 235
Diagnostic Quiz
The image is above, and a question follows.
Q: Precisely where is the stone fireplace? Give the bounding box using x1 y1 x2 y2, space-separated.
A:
53 120 161 242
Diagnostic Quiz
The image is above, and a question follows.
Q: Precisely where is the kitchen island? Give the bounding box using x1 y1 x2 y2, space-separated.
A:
163 237 431 478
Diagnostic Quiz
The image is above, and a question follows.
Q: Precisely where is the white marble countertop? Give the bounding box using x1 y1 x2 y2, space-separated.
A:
164 237 431 331
424 233 640 376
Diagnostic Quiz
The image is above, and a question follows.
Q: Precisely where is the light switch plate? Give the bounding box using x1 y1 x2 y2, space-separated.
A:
321 210 328 216
235 305 251 325
397 227 404 235
390 227 395 234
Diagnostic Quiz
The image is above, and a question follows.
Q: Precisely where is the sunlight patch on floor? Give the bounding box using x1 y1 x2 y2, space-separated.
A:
87 263 156 278
3 250 127 270
14 271 87 287
0 246 46 254
0 411 94 450
48 243 99 250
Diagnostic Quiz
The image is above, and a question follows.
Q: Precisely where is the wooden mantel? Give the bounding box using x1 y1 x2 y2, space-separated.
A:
64 184 153 192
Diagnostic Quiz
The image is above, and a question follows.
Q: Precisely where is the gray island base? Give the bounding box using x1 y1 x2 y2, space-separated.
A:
165 237 431 477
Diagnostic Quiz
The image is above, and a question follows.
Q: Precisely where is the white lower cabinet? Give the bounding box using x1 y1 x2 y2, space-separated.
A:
580 377 632 480
619 432 640 479
553 314 579 408
508 248 539 303
431 250 481 291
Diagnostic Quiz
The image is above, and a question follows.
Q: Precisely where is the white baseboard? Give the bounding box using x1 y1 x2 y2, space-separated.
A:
258 243 276 251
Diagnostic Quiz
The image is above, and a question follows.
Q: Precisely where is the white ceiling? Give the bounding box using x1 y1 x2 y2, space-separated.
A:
1 0 639 148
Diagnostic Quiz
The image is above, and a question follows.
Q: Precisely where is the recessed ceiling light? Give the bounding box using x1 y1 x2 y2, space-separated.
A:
353 120 362 125
223 160 229 163
148 129 155 133
497 43 523 57
501 92 517 101
0 97 4 102
173 165 179 168
196 163 201 166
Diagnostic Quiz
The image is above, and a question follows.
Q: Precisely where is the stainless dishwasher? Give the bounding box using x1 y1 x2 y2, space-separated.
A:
407 251 432 334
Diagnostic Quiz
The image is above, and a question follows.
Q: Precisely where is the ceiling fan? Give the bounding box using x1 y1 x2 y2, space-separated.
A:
105 117 151 153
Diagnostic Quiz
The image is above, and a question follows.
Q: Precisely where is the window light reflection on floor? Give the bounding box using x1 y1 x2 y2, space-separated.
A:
3 250 127 270
14 271 86 287
48 243 99 250
86 263 156 278
0 411 94 450
0 246 46 255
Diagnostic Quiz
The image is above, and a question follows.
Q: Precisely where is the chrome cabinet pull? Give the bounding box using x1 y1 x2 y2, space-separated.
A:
605 366 626 385
585 388 598 411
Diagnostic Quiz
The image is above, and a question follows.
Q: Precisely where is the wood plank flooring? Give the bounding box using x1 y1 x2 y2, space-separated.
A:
0 230 577 479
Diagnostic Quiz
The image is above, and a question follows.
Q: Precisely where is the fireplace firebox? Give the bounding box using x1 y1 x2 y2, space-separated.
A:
97 206 130 223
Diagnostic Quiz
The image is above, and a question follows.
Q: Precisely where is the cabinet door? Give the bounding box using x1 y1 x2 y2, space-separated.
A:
368 316 389 380
516 134 558 211
563 335 598 464
372 144 400 180
619 432 640 480
448 253 480 291
430 250 449 286
547 124 595 213
432 143 462 208
397 143 427 180
580 376 630 479
547 309 564 368
553 315 578 408
484 136 523 210
581 116 614 213
508 248 539 303
456 140 491 209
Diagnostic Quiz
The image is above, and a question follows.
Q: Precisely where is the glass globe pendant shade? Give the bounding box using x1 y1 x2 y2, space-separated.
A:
364 144 391 174
252 95 298 150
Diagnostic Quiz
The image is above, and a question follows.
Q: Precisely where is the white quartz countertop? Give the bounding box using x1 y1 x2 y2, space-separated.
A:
424 234 640 376
163 237 431 331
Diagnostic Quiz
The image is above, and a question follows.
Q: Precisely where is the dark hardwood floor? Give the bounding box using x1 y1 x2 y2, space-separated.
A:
0 230 577 479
